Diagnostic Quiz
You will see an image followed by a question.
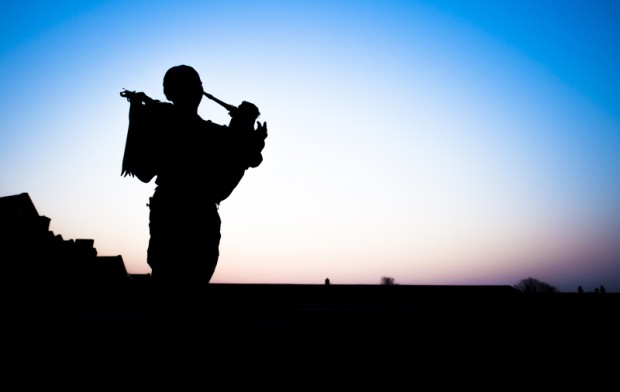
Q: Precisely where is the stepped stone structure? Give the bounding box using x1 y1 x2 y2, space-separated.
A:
0 192 130 297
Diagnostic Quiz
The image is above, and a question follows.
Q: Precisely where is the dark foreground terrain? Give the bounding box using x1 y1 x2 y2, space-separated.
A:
6 281 619 382
10 281 618 345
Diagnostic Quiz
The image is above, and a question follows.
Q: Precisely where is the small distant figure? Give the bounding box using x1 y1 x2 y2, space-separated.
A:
325 278 330 285
599 285 606 294
577 285 584 294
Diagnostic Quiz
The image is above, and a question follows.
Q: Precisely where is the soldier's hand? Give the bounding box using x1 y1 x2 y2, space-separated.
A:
120 89 148 103
256 121 268 139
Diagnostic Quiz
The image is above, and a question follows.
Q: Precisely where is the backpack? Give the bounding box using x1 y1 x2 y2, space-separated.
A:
212 100 267 203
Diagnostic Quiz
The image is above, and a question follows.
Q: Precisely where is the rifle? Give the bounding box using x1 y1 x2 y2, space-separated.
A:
203 92 236 113
120 89 157 105
121 89 257 118
203 92 261 123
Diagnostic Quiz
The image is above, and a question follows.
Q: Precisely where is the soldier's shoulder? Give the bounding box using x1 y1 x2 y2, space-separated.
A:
203 119 228 130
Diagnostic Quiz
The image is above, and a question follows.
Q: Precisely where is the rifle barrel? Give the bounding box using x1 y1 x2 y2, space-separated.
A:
203 92 237 113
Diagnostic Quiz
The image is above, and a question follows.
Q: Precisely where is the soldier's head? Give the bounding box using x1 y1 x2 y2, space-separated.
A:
163 65 204 112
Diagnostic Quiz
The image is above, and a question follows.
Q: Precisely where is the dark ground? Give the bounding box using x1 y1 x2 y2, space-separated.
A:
6 281 619 383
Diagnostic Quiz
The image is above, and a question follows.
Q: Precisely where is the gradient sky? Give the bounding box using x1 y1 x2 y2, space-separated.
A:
1 0 619 292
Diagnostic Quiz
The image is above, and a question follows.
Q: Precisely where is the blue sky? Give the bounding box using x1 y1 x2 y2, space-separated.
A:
1 0 619 292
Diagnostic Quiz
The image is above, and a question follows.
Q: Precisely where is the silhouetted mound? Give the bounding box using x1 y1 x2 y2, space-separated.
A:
0 193 131 296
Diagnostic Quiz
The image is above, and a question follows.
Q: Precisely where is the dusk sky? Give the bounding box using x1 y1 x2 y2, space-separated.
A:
1 1 619 292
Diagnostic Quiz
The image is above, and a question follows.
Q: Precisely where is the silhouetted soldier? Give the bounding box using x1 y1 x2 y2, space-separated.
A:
120 65 267 319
